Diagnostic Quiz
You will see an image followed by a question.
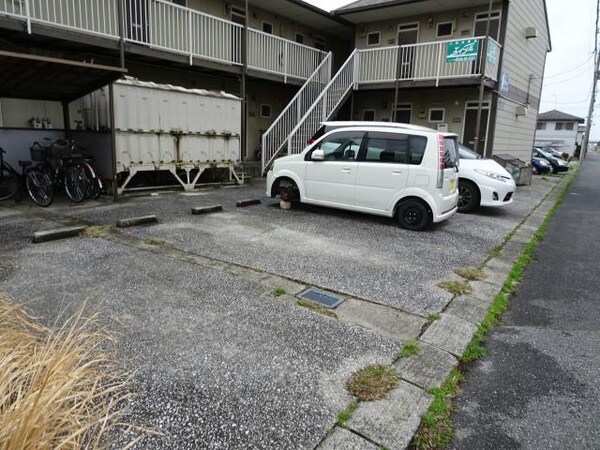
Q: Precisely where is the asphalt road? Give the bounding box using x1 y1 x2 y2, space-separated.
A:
452 153 600 449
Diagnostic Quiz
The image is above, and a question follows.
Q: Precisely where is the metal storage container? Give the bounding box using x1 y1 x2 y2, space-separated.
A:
493 153 533 186
86 77 242 193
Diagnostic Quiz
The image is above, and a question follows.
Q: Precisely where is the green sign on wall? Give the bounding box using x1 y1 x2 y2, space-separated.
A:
447 39 479 62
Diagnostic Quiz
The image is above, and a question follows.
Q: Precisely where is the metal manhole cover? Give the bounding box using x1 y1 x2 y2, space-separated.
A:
298 288 345 309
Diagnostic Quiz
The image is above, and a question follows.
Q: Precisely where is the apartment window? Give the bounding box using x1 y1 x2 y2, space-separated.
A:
536 122 546 130
260 104 272 118
474 11 501 40
367 31 381 46
555 122 563 130
171 0 186 5
314 36 326 51
262 22 273 34
295 33 305 44
429 108 445 123
394 103 412 123
565 122 574 131
436 21 453 38
362 110 376 121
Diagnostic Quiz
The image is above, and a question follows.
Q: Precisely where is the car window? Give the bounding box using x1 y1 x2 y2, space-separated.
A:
364 132 409 164
443 137 458 168
409 136 428 165
312 131 364 161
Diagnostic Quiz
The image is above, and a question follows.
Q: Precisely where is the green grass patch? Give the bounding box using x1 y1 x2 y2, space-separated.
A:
427 313 440 323
398 340 420 358
454 267 486 281
297 299 337 319
438 281 472 296
347 364 399 401
336 401 359 428
273 287 286 296
412 369 464 449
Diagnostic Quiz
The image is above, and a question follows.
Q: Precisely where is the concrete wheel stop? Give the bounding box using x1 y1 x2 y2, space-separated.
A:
191 205 223 215
116 215 159 228
32 226 86 243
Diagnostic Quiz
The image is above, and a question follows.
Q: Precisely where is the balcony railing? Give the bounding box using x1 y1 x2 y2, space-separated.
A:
357 36 501 86
0 0 327 81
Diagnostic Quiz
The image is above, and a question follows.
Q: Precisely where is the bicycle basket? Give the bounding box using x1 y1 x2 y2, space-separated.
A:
30 143 48 161
50 141 72 159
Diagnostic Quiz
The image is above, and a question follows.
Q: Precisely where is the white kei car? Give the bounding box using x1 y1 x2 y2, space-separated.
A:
457 144 516 213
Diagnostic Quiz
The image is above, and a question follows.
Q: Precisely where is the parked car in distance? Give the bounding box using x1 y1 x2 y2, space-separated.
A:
531 156 552 175
457 144 516 213
267 122 460 231
532 147 570 173
540 146 567 160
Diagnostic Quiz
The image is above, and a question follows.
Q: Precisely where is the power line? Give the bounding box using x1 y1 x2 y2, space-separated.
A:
544 53 594 79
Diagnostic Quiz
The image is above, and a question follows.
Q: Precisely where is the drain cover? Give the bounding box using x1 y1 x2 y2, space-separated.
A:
298 288 345 309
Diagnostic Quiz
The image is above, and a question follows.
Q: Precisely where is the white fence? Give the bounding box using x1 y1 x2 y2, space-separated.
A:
0 0 326 80
358 37 500 86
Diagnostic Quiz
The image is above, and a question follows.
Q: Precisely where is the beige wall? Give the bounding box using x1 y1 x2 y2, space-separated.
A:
0 99 82 129
491 0 550 161
187 0 344 52
353 3 503 49
352 88 493 144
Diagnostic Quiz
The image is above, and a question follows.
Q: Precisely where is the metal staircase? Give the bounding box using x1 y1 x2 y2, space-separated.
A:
262 49 359 173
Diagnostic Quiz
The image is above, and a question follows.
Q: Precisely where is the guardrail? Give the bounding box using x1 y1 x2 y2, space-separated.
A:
358 36 500 85
0 0 326 80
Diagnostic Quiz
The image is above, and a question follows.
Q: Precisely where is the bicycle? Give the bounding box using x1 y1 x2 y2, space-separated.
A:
0 147 25 201
25 139 88 206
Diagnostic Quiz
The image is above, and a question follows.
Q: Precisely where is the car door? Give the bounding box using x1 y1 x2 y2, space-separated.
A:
304 130 365 206
355 131 410 211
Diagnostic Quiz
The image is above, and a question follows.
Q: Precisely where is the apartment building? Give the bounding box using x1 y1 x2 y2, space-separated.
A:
0 0 352 163
0 0 551 178
262 0 552 171
535 109 585 156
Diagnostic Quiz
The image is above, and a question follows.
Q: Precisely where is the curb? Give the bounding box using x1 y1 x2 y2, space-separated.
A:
236 199 261 207
191 205 223 215
32 226 86 244
318 172 576 450
116 215 158 228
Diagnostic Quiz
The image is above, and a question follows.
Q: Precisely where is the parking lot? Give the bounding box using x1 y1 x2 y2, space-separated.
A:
0 175 562 448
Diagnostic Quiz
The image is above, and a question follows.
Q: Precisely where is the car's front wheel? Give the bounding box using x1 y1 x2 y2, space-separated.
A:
396 200 431 231
458 180 480 213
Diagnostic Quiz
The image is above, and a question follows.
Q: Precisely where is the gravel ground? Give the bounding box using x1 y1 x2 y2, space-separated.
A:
0 210 397 449
51 177 558 316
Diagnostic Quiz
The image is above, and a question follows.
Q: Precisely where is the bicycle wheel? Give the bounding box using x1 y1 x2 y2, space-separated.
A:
0 168 20 201
79 162 102 199
64 165 87 203
25 168 53 207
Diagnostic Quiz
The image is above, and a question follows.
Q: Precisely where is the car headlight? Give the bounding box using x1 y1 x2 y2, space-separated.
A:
474 169 509 181
538 160 550 166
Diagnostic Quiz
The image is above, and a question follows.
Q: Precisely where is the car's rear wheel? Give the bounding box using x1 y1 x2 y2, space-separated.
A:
396 200 431 231
458 180 480 213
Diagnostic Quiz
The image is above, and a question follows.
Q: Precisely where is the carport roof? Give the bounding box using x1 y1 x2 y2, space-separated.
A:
0 50 126 102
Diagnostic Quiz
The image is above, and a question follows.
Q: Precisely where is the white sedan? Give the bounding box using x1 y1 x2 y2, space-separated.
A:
457 145 516 213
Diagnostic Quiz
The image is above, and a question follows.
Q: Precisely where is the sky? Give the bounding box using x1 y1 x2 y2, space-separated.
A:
305 0 599 139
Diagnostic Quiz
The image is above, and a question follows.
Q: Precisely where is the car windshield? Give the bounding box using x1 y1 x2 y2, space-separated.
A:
458 144 482 160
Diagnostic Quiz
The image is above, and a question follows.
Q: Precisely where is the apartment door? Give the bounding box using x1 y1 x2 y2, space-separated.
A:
463 101 490 156
231 7 245 64
124 0 149 43
397 23 419 79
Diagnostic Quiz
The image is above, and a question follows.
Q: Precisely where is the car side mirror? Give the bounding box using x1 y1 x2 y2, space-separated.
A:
311 149 325 161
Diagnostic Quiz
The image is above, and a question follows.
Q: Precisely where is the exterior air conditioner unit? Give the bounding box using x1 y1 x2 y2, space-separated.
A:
437 123 449 132
525 27 538 39
515 106 528 117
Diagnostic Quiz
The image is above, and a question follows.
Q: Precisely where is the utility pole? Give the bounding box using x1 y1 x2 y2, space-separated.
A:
582 0 600 161
473 0 493 156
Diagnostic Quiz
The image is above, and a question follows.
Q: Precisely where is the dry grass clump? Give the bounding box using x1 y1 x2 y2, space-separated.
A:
454 267 486 281
438 280 472 296
81 225 112 238
297 299 337 318
0 298 142 449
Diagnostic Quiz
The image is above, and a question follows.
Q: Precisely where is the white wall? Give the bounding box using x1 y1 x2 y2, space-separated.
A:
534 121 579 155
